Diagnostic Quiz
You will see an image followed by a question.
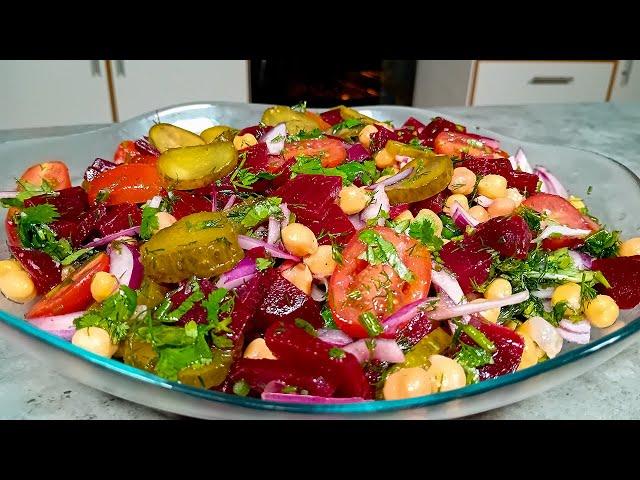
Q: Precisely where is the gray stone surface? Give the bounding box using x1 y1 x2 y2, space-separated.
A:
1 102 639 420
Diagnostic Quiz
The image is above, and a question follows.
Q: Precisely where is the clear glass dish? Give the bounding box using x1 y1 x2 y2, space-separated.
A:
1 102 639 419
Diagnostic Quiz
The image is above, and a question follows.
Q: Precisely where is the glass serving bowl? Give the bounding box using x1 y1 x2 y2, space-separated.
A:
1 102 639 419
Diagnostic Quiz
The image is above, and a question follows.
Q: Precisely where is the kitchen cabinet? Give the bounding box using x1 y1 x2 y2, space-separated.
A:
0 60 113 129
109 60 249 121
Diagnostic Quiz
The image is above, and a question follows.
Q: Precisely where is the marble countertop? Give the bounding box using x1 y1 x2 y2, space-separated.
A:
2 102 640 420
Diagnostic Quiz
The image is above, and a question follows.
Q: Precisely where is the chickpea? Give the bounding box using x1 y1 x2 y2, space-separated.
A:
477 174 508 199
484 278 513 300
444 194 469 213
358 124 378 149
374 148 396 169
619 237 640 257
468 205 490 223
243 338 276 360
505 188 524 206
551 282 582 315
383 367 432 400
517 316 563 359
448 167 477 196
394 210 414 223
154 212 177 234
233 133 258 150
487 197 516 218
414 209 443 236
303 245 337 277
584 294 619 328
0 259 22 277
72 327 118 358
425 355 466 392
338 185 371 215
281 263 313 295
470 299 500 323
281 223 319 257
90 271 119 303
518 331 542 370
0 269 36 303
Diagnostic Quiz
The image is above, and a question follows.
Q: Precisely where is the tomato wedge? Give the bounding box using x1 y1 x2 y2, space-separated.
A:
434 131 506 159
25 253 110 319
114 140 158 166
522 193 599 231
328 226 432 339
86 164 164 205
284 138 347 168
19 161 71 191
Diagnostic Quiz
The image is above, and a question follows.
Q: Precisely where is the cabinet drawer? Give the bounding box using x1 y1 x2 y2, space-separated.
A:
472 61 616 106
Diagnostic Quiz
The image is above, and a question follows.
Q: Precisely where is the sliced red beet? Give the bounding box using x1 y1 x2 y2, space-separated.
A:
409 190 448 215
417 117 462 148
72 204 108 247
403 117 426 131
166 190 212 220
293 202 356 247
169 278 219 326
98 203 142 236
265 320 372 398
394 310 438 348
238 124 268 139
23 186 88 221
9 246 61 294
389 203 409 219
273 174 342 212
319 108 343 126
395 127 417 144
463 321 525 380
228 358 337 397
439 236 493 294
241 143 292 194
254 268 323 331
592 256 640 309
369 127 399 153
474 215 532 260
49 219 77 243
507 170 539 195
226 274 265 344
541 236 585 251
457 154 538 195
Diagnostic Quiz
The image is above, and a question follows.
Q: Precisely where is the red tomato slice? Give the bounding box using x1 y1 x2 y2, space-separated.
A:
114 140 158 166
5 208 20 247
522 193 599 231
328 226 432 339
25 253 110 319
86 164 164 205
284 138 347 168
19 161 71 191
434 131 506 159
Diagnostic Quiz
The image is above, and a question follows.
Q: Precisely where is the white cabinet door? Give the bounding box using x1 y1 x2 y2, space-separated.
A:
0 60 113 129
610 60 640 103
111 60 249 122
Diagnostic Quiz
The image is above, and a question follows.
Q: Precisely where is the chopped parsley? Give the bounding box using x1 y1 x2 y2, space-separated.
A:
74 286 138 343
453 320 496 353
439 213 462 240
291 155 378 186
580 229 620 258
321 305 337 329
287 128 325 142
14 204 74 261
233 380 251 396
226 197 283 228
358 311 383 337
328 347 346 360
331 118 364 134
59 247 94 266
201 287 234 334
140 205 160 240
255 257 275 271
408 218 444 253
294 318 317 336
291 100 307 112
358 229 414 282
233 169 277 188
454 344 494 384
331 242 344 265
0 179 55 208
516 205 543 235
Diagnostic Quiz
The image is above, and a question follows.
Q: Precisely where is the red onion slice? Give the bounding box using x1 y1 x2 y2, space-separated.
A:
450 201 479 229
107 241 144 289
343 338 405 364
568 250 593 270
0 191 19 198
217 273 256 290
210 183 218 212
557 329 590 344
535 225 591 242
261 392 364 404
559 319 591 334
513 148 533 173
534 166 568 198
474 195 493 207
464 132 500 150
260 123 287 155
532 287 555 299
28 311 85 340
381 296 438 335
216 256 257 287
317 328 353 346
223 195 237 211
360 185 389 225
83 226 140 248
366 167 413 189
396 155 412 169
310 276 328 302
428 290 530 320
263 380 287 394
280 203 291 229
237 235 300 261
267 217 281 245
348 214 366 230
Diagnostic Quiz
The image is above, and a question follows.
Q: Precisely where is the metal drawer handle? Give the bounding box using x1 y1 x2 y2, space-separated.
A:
91 60 101 77
529 76 574 85
115 60 126 77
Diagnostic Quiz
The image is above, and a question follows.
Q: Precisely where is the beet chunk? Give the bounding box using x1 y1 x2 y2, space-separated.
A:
319 108 343 126
418 117 462 148
293 203 356 246
166 190 212 220
168 278 219 326
254 268 323 330
369 127 399 153
464 320 525 380
265 320 372 398
592 256 640 309
273 174 342 212
49 219 77 243
72 204 108 247
439 236 493 294
409 190 448 215
23 186 88 221
457 154 538 195
474 215 532 260
98 203 142 236
9 246 61 294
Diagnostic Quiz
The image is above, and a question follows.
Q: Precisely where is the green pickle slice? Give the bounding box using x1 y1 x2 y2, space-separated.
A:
140 211 244 284
149 123 205 153
177 348 234 389
261 105 321 134
384 141 453 205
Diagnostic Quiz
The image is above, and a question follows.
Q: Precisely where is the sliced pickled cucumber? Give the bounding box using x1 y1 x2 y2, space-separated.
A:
140 211 243 284
385 153 453 205
137 277 169 309
177 348 233 388
390 328 452 374
338 105 378 124
261 105 320 134
201 125 234 143
149 123 205 153
157 142 238 190
123 337 158 373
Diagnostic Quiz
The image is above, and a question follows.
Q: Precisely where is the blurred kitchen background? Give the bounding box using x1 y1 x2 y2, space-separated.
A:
1 60 638 130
